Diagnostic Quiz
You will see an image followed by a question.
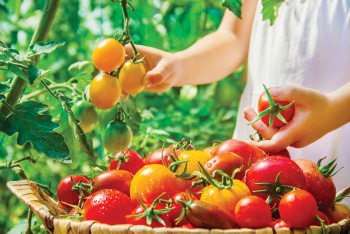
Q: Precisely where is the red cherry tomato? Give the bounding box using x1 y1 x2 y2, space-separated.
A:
279 190 318 228
144 148 184 167
234 195 273 229
92 38 125 73
312 210 330 226
168 191 197 227
109 149 144 175
57 175 90 207
92 170 133 196
83 189 134 225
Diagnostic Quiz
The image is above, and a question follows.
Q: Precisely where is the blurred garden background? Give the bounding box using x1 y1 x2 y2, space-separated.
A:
0 0 246 233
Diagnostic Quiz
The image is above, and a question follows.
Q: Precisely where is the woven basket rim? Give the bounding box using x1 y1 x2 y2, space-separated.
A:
7 180 350 234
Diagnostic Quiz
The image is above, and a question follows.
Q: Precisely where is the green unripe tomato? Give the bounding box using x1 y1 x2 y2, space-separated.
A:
102 120 132 153
98 105 118 129
69 100 98 133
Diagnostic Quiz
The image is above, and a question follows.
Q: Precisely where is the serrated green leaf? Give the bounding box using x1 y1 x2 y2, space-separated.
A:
222 0 242 19
261 0 285 26
2 101 71 162
0 84 10 94
68 61 94 77
28 41 65 58
28 64 50 86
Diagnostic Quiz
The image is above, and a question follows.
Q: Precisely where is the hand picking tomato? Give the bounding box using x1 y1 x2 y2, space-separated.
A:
249 84 295 128
83 189 134 225
109 149 144 174
130 164 186 204
279 189 318 228
119 60 146 94
102 120 132 153
92 38 125 72
214 139 267 180
57 175 90 207
234 195 272 229
69 100 98 133
92 170 133 196
89 73 122 110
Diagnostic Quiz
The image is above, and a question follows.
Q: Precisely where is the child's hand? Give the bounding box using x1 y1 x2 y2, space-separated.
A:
243 85 340 152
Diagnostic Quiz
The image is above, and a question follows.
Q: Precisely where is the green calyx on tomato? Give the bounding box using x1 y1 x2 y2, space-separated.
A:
69 100 98 133
128 192 174 226
317 157 343 178
248 84 295 127
253 172 299 205
108 150 130 170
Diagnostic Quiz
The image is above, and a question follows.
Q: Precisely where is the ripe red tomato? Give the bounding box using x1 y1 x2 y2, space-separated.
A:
89 73 122 110
214 139 267 180
119 61 146 94
92 38 125 72
234 195 272 229
168 191 197 227
126 202 173 227
245 156 306 207
57 175 90 207
204 152 244 181
68 208 79 215
202 146 218 156
312 210 330 226
109 149 144 174
266 148 291 158
102 120 132 153
294 159 336 212
144 148 184 167
83 189 134 225
92 170 133 196
257 88 295 128
272 218 290 229
327 203 350 224
130 164 186 204
279 190 317 228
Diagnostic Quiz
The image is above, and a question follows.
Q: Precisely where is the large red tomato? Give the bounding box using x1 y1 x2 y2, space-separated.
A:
92 170 133 196
144 148 184 167
109 149 144 174
83 189 134 225
214 139 267 180
57 175 90 207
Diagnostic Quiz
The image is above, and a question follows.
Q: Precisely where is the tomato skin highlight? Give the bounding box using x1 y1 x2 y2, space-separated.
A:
92 38 125 73
57 175 90 207
130 164 186 204
102 120 132 153
109 149 144 175
83 189 134 225
294 159 336 212
234 195 273 229
258 90 295 128
89 73 122 110
92 170 133 196
279 190 318 228
119 61 146 94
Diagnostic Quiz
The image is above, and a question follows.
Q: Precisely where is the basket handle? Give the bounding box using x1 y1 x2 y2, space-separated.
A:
7 180 56 233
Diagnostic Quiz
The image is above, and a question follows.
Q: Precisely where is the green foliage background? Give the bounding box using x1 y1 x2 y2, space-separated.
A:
0 0 246 233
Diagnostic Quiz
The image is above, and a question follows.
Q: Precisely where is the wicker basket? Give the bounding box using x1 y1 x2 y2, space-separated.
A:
7 180 350 234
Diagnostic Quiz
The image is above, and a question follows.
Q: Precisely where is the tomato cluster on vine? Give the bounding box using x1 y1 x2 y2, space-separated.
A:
53 138 349 230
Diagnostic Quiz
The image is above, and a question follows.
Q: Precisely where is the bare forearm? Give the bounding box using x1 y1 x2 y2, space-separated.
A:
327 81 350 130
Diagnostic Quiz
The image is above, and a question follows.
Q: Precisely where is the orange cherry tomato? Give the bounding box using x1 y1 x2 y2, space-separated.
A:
92 38 125 72
130 164 186 204
89 73 122 110
119 61 146 94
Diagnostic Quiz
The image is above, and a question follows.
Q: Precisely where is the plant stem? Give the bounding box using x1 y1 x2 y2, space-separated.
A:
40 80 60 101
22 83 78 101
0 0 61 117
24 209 34 234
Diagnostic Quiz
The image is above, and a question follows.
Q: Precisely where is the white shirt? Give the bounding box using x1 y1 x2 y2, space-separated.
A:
234 0 350 203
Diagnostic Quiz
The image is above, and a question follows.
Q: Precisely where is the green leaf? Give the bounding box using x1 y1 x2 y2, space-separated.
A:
222 0 242 19
6 219 27 234
0 83 9 94
261 0 285 26
68 61 94 77
2 101 71 162
0 112 5 131
27 41 65 58
28 64 50 86
0 94 5 102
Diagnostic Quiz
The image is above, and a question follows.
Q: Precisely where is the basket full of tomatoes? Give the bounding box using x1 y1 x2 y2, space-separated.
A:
7 139 350 234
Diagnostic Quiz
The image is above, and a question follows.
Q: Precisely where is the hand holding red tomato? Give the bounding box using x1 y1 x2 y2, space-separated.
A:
244 85 339 153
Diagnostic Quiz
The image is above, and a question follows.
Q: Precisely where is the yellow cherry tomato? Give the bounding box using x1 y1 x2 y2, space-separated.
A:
119 61 146 95
92 38 125 72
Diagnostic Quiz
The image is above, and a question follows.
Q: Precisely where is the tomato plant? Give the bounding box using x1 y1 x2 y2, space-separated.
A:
249 84 295 128
83 189 134 225
102 120 132 153
89 73 122 110
234 195 272 229
92 170 133 196
109 149 144 174
92 38 125 73
57 175 90 207
279 190 317 228
69 100 98 133
119 60 146 95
